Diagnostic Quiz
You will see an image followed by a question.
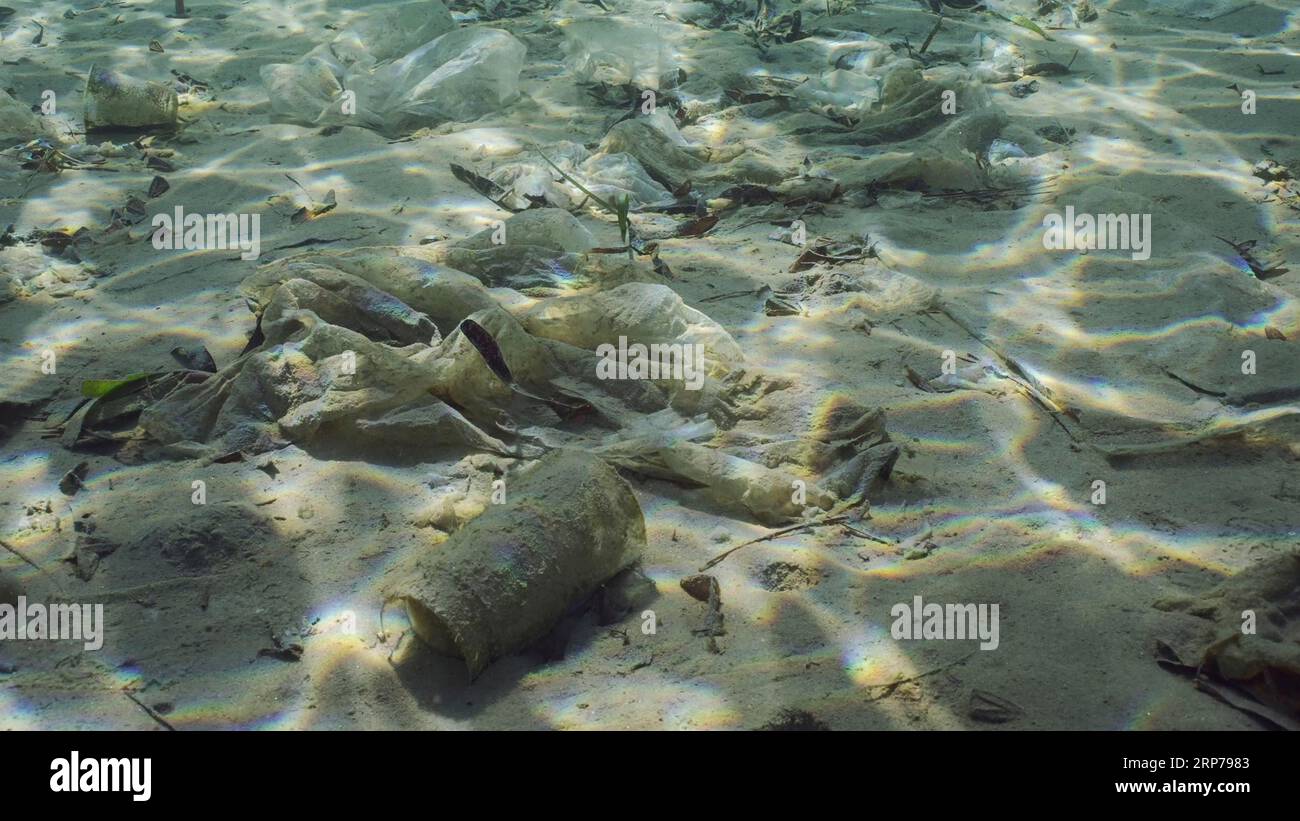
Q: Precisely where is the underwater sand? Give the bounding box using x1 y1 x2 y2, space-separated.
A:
0 0 1297 730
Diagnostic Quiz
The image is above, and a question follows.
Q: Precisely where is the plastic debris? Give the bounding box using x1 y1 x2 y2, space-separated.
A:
395 449 646 678
261 1 525 135
84 64 178 131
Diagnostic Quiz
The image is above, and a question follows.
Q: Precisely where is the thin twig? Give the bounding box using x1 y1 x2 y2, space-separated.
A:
919 15 943 54
863 650 977 701
0 537 64 593
124 690 176 731
700 513 848 571
840 523 894 545
935 303 1080 443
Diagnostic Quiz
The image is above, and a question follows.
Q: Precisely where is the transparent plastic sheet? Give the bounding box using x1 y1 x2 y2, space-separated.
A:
0 88 45 143
138 307 513 460
0 245 97 302
561 16 674 89
418 209 596 289
259 0 524 135
1156 553 1300 725
139 239 895 529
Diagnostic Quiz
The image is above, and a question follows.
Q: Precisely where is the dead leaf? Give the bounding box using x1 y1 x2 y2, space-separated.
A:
969 689 1023 723
680 573 717 602
59 462 89 496
676 212 719 238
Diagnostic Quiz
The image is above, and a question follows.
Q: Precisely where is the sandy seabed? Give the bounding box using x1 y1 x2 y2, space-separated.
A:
0 0 1297 730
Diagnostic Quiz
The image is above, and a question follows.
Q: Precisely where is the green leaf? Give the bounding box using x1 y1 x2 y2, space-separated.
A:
616 194 630 241
1008 14 1050 40
983 9 1055 41
1009 15 1055 41
81 372 151 399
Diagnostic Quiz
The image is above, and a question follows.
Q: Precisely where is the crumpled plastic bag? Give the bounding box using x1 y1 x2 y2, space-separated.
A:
140 240 894 527
473 117 826 219
419 209 595 289
794 261 941 327
0 245 98 301
486 141 672 211
1155 553 1300 725
561 16 674 89
0 88 47 143
516 281 743 369
139 305 512 460
260 1 525 135
324 0 457 67
245 247 497 333
599 118 786 191
595 403 897 525
143 248 746 457
805 63 997 148
354 27 527 131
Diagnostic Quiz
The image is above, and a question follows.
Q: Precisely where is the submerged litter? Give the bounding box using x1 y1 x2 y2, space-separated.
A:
394 449 646 679
261 0 525 135
84 64 178 132
1156 552 1300 728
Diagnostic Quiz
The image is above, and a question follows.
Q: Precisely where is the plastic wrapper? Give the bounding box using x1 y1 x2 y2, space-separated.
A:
260 4 525 136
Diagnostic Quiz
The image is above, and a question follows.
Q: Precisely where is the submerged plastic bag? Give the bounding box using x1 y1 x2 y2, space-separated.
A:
517 281 744 369
486 141 672 211
354 27 526 131
1156 553 1300 725
0 89 45 142
246 247 498 333
421 209 595 289
561 17 674 89
324 0 456 67
396 449 646 678
144 246 746 456
139 298 511 459
140 236 891 528
261 1 525 135
597 403 897 525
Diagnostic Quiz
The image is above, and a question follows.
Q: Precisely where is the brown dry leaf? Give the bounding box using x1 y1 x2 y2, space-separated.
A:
146 154 175 172
1265 326 1287 341
291 189 338 224
680 573 717 602
676 212 719 238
